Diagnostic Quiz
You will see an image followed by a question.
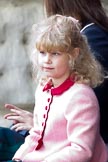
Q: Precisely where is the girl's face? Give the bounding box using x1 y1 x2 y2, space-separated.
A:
37 49 71 86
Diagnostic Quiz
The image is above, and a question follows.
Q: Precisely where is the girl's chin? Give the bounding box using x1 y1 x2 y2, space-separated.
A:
43 71 53 76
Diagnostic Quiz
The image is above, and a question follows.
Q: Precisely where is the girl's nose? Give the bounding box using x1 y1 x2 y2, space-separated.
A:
44 54 52 63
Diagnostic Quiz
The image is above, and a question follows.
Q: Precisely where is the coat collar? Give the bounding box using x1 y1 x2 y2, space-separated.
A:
43 77 75 95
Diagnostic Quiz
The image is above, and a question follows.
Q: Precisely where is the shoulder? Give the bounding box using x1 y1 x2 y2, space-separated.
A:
64 83 99 119
68 83 98 103
81 23 108 38
71 83 96 96
72 83 99 108
81 23 108 69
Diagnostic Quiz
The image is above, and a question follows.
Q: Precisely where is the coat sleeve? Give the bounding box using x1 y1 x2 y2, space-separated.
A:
13 86 41 160
44 86 100 162
13 127 41 160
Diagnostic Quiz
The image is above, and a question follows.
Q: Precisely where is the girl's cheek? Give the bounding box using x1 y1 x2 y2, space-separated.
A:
37 56 43 65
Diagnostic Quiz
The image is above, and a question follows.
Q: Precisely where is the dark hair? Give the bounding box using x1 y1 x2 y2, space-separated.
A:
44 0 108 31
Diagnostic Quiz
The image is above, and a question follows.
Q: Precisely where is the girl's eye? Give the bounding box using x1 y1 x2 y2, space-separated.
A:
39 51 46 55
51 52 61 56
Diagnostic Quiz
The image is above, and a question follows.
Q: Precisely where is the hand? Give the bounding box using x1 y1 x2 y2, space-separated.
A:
4 104 33 132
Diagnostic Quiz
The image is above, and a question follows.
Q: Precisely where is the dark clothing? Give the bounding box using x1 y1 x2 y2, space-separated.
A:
94 79 108 143
82 23 108 72
0 127 27 161
81 23 108 143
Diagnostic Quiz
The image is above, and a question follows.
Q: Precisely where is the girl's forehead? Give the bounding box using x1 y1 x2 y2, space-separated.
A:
37 44 64 53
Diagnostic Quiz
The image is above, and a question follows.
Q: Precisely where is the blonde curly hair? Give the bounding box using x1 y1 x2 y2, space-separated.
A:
30 14 104 88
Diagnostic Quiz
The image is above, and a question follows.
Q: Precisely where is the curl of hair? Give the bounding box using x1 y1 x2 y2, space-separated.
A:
70 35 104 88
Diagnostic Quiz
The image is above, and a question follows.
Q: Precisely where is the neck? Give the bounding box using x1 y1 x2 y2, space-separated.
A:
51 75 71 88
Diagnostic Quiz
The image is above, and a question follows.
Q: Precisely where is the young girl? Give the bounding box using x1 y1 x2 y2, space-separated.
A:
12 15 108 162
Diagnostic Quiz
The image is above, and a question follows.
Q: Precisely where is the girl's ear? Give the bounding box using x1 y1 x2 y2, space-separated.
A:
73 48 80 59
68 48 80 69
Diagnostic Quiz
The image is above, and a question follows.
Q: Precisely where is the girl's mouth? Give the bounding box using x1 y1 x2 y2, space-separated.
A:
43 67 54 70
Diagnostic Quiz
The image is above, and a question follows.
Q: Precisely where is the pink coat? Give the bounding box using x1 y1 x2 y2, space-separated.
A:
13 78 108 162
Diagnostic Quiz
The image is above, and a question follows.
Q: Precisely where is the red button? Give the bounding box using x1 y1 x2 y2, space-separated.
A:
45 106 48 110
43 114 46 118
42 122 44 126
47 98 50 102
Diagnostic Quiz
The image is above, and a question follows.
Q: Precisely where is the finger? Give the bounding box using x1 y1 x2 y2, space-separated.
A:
15 126 27 132
4 113 17 119
11 123 28 131
4 104 21 111
4 109 23 119
10 123 20 130
13 120 18 124
10 108 24 116
5 115 22 122
10 109 32 118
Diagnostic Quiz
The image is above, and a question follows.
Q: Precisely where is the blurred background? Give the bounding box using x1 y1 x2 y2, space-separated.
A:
0 0 44 126
0 0 107 127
